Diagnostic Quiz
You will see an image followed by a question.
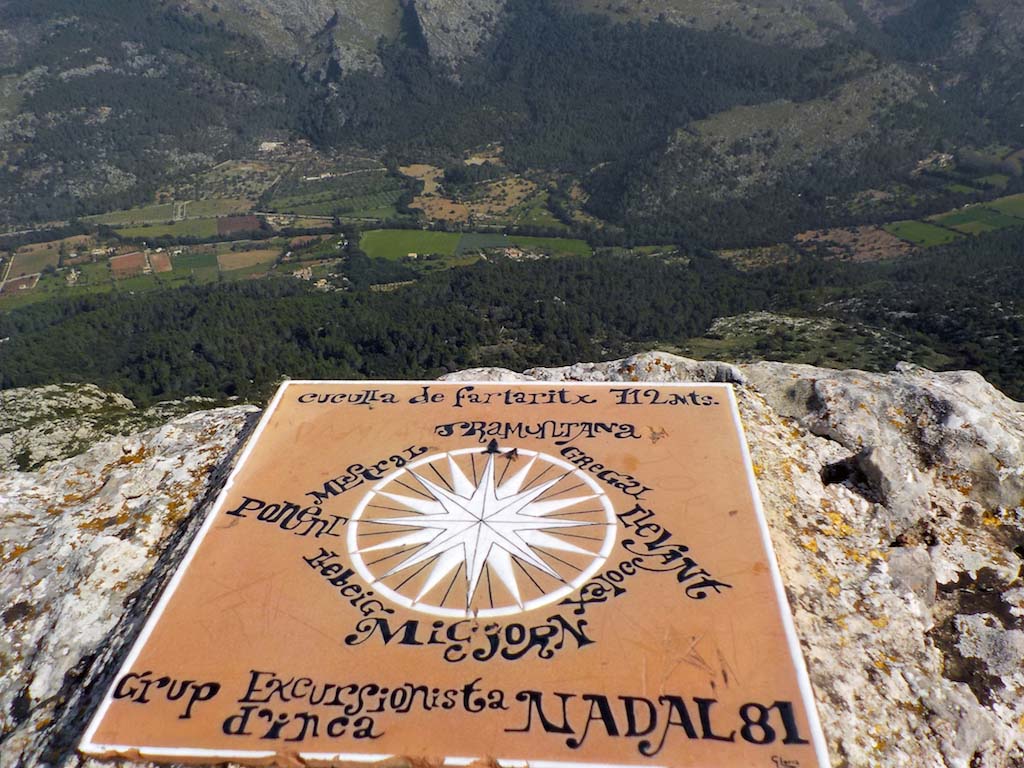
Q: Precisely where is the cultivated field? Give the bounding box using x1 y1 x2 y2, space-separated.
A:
118 219 219 240
12 235 93 275
185 199 252 217
217 216 262 237
457 233 591 257
217 249 279 271
988 193 1024 218
883 220 961 247
928 205 1024 235
10 249 58 277
149 253 173 273
265 168 403 220
360 230 462 260
110 252 148 279
0 275 39 293
88 203 176 226
171 250 219 281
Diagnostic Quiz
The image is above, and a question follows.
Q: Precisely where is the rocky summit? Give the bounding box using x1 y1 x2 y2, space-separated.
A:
1 352 1022 767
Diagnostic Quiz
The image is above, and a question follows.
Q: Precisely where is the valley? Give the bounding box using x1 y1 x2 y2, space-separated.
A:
1 0 1024 409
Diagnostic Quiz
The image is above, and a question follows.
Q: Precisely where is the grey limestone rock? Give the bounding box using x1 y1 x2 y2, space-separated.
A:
413 0 507 68
2 352 1022 767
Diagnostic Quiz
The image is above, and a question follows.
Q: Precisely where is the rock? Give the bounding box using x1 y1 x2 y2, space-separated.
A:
2 351 1022 767
413 0 507 68
887 546 937 607
0 405 260 768
0 383 223 472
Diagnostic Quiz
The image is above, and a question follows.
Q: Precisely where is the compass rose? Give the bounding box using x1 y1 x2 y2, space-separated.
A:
347 445 617 618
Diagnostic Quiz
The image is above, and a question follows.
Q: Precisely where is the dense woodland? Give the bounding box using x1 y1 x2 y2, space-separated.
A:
0 0 314 222
3 229 1023 403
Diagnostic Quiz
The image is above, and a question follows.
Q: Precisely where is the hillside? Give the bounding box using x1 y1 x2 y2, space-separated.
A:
1 0 1022 243
1 353 1022 766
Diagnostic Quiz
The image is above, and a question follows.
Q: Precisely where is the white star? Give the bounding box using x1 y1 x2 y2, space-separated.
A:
352 451 607 614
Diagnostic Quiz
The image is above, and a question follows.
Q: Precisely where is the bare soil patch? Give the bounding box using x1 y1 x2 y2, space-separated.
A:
217 248 279 271
110 252 148 278
0 274 39 293
149 253 173 273
217 216 263 236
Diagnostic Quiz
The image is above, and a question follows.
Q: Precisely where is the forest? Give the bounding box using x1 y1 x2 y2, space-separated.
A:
2 229 1022 404
5 0 1020 245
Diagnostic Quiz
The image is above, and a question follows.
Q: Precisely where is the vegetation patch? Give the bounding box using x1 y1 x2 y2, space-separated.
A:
360 230 462 260
9 250 59 278
928 206 1024 235
89 204 176 226
987 193 1024 219
883 220 961 246
794 226 914 262
185 199 253 217
217 249 280 271
117 219 219 240
976 174 1010 190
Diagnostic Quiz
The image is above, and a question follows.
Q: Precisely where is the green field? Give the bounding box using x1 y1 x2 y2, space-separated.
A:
360 230 462 260
89 204 176 226
883 220 961 246
929 206 1024 235
945 183 980 195
456 233 591 257
988 193 1024 218
117 219 219 240
172 251 218 271
10 250 59 277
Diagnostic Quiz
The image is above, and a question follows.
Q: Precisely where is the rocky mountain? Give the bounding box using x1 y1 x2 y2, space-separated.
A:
1 352 1022 767
1 0 1022 233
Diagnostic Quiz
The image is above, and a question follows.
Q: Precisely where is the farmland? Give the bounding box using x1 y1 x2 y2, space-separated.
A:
360 230 462 260
88 204 176 226
117 219 220 240
185 199 252 218
263 167 404 221
928 205 1024 235
10 249 59 278
149 253 173 273
109 252 148 279
988 193 1024 218
217 249 280 271
360 230 592 261
455 233 591 257
883 220 961 247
